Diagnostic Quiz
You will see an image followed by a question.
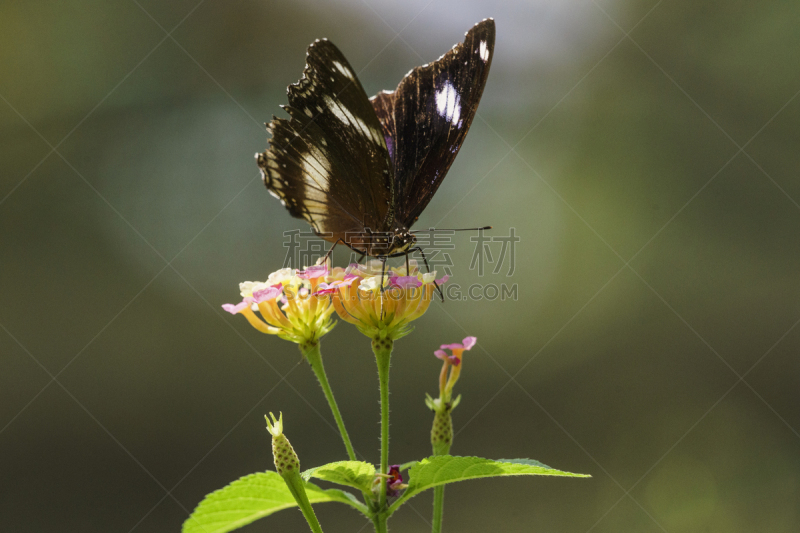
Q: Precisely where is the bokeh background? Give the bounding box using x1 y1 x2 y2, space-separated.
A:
2 0 799 531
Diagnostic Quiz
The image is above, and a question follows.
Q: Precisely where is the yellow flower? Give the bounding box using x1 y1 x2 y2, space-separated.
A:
325 260 448 341
222 265 335 345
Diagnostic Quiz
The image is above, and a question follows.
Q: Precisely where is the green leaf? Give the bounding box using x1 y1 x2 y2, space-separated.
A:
301 461 376 493
388 456 590 515
182 471 367 533
495 458 554 468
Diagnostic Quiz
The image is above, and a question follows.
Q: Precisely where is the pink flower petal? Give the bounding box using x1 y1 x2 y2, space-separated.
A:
314 287 337 295
435 274 450 285
316 283 334 291
222 301 250 314
298 265 328 279
440 343 464 350
316 280 348 293
434 349 448 360
392 275 423 289
461 336 477 350
252 286 282 303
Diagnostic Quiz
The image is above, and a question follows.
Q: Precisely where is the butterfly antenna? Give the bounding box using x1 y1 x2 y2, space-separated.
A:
410 226 492 233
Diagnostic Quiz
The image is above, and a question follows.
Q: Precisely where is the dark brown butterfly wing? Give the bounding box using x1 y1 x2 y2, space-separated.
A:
370 19 496 227
257 39 394 243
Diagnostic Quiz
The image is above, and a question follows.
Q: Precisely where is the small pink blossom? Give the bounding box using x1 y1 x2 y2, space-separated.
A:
315 279 351 295
462 336 477 350
434 349 460 366
252 286 282 303
386 465 406 497
391 275 423 289
440 336 477 351
297 265 328 279
434 336 476 399
314 287 337 295
222 300 251 314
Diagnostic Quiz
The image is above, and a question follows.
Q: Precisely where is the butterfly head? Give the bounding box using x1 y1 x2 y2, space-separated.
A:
389 230 416 255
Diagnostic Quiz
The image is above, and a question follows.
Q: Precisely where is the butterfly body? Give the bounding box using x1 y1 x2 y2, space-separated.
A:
257 19 495 260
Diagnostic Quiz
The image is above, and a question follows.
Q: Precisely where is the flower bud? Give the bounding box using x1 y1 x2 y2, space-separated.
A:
265 412 300 477
264 412 323 533
431 406 453 456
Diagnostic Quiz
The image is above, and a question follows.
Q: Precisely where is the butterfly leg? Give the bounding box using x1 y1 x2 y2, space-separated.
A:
409 247 444 302
318 238 346 268
379 256 388 319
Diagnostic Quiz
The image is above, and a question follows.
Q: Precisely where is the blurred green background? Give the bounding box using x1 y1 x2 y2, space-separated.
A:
2 0 799 531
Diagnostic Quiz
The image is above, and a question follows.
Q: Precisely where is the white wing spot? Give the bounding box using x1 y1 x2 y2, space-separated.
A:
435 81 461 126
371 127 384 146
479 41 489 62
323 95 382 145
304 108 312 117
300 150 331 232
333 61 355 80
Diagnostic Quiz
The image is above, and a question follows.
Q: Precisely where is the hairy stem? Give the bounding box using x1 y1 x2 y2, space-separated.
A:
284 471 325 533
372 336 394 530
301 342 357 462
373 516 388 533
432 486 445 533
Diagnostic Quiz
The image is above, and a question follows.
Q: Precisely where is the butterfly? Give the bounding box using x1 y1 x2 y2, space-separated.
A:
256 19 495 265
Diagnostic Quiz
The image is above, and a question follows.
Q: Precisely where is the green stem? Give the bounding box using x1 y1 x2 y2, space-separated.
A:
373 516 388 533
301 342 357 462
432 486 445 533
284 471 325 533
372 336 394 530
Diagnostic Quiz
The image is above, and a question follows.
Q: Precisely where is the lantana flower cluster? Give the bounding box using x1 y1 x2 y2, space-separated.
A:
321 260 449 341
222 265 335 345
222 260 449 344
